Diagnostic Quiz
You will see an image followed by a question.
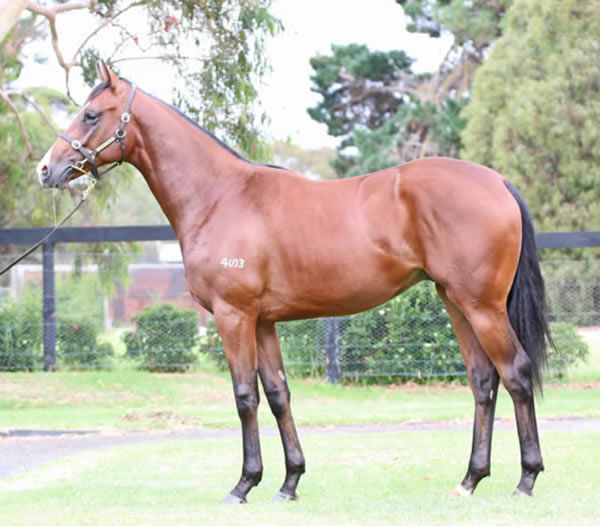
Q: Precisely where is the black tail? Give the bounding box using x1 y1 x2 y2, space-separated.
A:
504 180 554 394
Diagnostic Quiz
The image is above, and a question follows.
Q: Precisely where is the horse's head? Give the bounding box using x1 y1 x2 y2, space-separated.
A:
37 61 136 188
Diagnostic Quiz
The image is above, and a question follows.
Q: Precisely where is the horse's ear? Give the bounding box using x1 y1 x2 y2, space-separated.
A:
95 60 118 87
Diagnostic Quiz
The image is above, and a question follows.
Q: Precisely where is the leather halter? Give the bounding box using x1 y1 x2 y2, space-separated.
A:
59 84 137 181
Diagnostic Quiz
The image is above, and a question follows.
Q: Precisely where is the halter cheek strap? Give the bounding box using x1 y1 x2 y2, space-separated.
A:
60 84 136 181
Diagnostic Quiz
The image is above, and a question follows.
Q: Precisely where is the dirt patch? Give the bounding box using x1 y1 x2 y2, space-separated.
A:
118 410 203 427
546 382 600 390
383 381 469 392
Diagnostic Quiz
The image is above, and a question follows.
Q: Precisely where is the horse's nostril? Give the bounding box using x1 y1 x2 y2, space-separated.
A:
41 165 48 175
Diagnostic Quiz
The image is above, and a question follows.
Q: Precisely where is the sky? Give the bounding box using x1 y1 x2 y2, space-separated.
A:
17 0 452 150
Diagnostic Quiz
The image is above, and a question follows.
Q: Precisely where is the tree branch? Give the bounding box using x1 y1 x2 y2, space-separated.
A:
72 0 145 61
4 89 60 134
26 1 94 72
0 91 33 160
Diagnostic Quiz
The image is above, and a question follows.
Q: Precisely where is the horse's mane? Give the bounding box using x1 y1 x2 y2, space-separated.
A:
86 78 285 170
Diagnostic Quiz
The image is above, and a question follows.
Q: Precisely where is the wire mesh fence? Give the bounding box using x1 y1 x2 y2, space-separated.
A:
0 249 599 379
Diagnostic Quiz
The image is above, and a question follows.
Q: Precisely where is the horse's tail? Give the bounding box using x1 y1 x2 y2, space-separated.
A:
503 179 554 394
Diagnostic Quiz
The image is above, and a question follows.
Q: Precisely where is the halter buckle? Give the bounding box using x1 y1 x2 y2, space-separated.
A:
121 112 130 123
115 128 126 139
72 159 88 174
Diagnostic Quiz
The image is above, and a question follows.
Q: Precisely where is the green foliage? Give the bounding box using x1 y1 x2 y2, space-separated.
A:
140 0 282 159
397 0 512 47
123 303 199 371
308 42 470 177
275 283 462 381
279 319 326 377
0 287 43 371
55 272 115 369
335 96 468 178
57 320 114 369
461 0 600 233
308 44 414 142
547 322 589 378
197 317 227 370
338 282 461 379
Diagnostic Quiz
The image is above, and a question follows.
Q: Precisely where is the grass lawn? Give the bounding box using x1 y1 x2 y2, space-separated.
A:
0 367 598 431
0 351 598 525
0 429 597 525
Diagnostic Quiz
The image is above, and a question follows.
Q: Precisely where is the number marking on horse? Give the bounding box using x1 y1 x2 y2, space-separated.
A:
220 258 245 269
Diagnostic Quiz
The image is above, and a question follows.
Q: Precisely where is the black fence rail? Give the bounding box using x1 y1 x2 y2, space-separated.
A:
1 226 599 379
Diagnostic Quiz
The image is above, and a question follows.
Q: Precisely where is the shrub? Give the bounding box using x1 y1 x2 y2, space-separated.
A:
197 317 227 369
279 318 325 377
57 319 114 369
547 322 589 378
338 282 462 380
275 282 463 381
123 303 199 371
0 287 43 371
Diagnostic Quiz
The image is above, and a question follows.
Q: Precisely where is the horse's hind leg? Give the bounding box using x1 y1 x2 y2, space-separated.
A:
256 321 305 501
214 306 263 503
460 302 544 496
437 285 500 496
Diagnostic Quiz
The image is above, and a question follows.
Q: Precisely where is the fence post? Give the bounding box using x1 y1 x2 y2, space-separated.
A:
324 317 341 383
42 240 56 372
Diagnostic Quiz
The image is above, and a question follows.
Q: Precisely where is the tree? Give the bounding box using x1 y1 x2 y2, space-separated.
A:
308 42 468 177
461 0 600 233
308 44 415 144
0 0 281 232
307 2 510 177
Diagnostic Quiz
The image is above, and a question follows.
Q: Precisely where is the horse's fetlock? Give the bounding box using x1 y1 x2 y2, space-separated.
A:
468 461 491 481
243 465 263 486
522 455 544 475
286 453 306 475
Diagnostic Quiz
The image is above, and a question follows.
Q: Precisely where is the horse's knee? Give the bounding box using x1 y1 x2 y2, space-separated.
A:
234 383 259 418
470 367 498 406
265 384 290 419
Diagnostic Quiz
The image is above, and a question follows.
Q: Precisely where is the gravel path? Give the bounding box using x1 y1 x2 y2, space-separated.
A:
2 416 599 479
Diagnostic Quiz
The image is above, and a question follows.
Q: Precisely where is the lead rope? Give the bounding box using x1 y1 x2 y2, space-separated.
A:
0 177 97 277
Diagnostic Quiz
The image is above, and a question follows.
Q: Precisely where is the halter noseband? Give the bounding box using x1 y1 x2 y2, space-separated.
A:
60 84 137 181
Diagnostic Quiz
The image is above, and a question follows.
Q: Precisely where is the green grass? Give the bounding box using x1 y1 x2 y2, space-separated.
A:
0 430 597 525
0 369 598 431
1 366 598 525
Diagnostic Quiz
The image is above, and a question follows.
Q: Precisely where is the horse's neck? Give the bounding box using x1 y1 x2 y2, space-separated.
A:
128 95 247 242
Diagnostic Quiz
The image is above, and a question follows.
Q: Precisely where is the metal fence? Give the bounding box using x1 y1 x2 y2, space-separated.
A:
1 227 599 379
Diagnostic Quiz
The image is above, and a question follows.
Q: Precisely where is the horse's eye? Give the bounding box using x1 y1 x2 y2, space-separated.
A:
84 111 100 124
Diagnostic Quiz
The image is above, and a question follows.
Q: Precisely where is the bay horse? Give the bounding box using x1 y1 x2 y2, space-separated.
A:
37 61 552 502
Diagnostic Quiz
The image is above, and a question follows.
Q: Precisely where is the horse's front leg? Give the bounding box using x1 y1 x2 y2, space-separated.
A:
214 305 262 503
256 321 305 501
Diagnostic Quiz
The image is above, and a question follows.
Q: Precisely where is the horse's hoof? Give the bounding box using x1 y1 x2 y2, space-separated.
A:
451 484 473 497
222 493 247 504
272 491 298 502
512 488 532 497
